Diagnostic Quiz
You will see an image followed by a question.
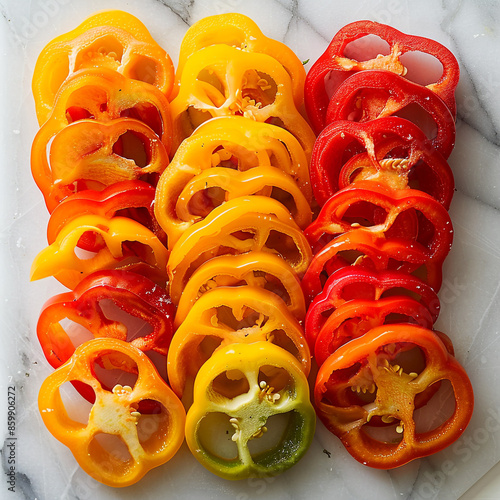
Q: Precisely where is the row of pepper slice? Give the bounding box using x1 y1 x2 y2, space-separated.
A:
302 21 474 468
28 9 474 487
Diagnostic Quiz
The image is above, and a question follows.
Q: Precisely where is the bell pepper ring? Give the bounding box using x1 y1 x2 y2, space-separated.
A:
305 19 459 133
168 285 310 399
312 296 434 364
36 269 175 372
159 165 311 250
31 67 172 210
304 267 441 346
175 251 306 327
325 70 456 159
169 44 315 155
301 228 444 303
174 13 306 109
32 10 175 125
167 196 313 304
30 214 169 289
47 180 165 250
154 116 312 249
38 338 185 487
305 180 454 266
185 341 316 479
314 324 473 469
309 117 454 207
37 118 169 212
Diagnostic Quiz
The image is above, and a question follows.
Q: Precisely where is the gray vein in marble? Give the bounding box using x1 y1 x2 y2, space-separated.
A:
274 0 330 43
155 0 193 26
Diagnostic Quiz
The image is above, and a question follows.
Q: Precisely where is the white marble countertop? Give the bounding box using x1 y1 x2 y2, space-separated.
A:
1 0 499 498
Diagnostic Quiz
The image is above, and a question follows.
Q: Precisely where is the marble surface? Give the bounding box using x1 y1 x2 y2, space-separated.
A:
0 0 499 498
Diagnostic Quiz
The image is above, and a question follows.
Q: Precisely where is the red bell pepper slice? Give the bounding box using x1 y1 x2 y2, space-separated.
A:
47 180 165 251
305 181 454 267
325 70 456 159
309 117 454 207
304 267 440 348
36 270 175 373
305 20 459 133
313 296 434 365
314 324 474 469
300 228 443 303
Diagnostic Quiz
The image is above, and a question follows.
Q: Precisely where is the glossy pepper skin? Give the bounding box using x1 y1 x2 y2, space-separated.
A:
32 10 175 125
185 342 316 480
304 266 441 348
312 296 434 365
30 214 169 289
47 180 165 249
170 44 315 155
167 286 310 399
174 13 306 109
31 67 172 211
38 118 169 211
309 117 454 207
300 228 444 303
36 270 175 371
38 338 185 487
154 116 312 249
305 180 454 266
325 70 456 159
167 196 313 304
175 251 306 327
305 19 459 133
314 324 473 469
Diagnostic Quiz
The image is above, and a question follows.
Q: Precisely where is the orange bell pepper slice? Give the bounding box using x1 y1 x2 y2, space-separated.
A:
167 196 312 304
167 285 310 399
174 13 305 109
31 67 172 211
37 118 169 211
30 214 169 289
175 251 306 327
170 44 315 154
38 338 185 487
33 10 175 124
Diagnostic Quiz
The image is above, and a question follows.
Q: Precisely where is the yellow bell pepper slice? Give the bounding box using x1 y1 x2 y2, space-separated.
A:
174 13 306 109
175 251 306 327
168 285 310 399
167 196 312 304
185 341 315 479
30 214 168 289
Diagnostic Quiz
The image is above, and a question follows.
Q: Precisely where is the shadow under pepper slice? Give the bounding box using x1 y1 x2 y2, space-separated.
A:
32 9 175 125
185 342 315 480
174 12 306 109
168 286 310 400
37 118 169 211
38 338 185 487
36 269 175 371
167 196 313 304
314 324 473 469
325 70 456 159
304 267 441 348
309 117 454 207
175 252 306 327
170 44 315 155
30 214 169 289
305 19 459 133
